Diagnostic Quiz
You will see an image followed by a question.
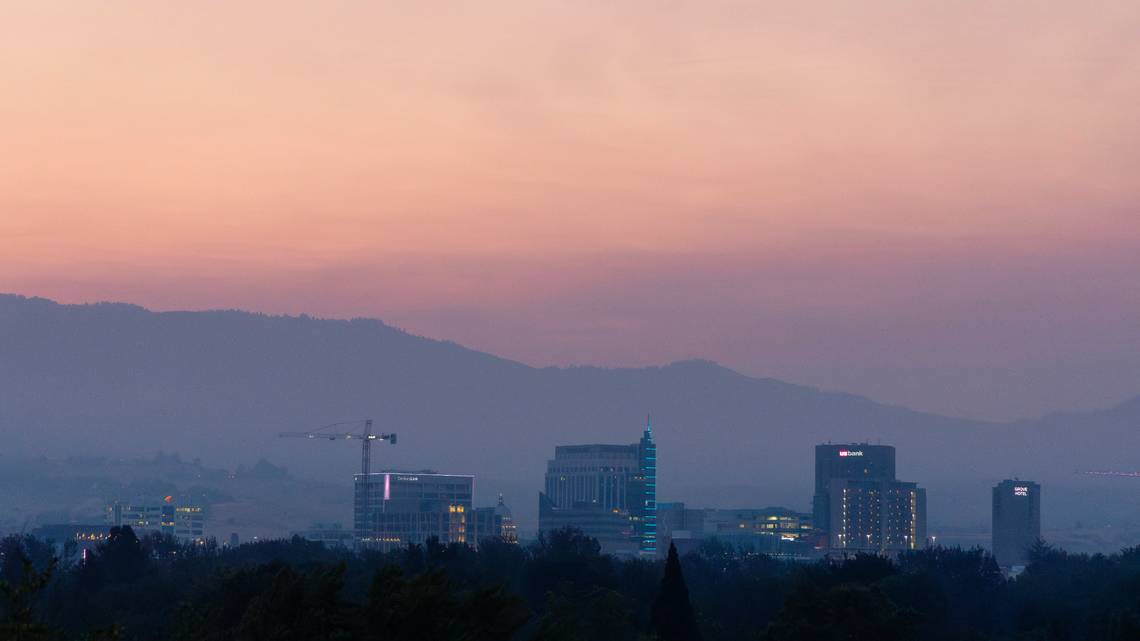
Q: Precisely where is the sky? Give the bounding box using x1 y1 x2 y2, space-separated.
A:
2 0 1139 421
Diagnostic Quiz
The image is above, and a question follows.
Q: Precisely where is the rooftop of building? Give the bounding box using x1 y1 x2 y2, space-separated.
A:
354 470 474 478
554 443 639 452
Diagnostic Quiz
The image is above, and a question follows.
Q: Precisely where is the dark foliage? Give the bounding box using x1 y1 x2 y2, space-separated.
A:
1 529 1139 641
650 543 702 641
761 582 920 641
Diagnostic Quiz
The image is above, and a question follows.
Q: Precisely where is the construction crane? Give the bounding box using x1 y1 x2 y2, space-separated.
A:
279 419 397 478
1078 470 1140 478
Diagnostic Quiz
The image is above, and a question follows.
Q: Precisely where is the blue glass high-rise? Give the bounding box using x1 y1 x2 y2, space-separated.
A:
635 415 657 556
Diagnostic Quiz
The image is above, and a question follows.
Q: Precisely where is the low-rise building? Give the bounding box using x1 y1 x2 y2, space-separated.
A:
659 503 815 558
107 497 206 544
30 524 113 555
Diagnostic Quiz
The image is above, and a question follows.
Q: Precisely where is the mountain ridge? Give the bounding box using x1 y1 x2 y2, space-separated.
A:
2 293 1137 533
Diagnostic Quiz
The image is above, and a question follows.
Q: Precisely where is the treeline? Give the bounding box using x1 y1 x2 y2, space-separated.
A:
2 527 1140 641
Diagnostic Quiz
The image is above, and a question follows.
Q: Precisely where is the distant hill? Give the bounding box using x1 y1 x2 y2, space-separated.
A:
0 452 350 542
2 294 1137 535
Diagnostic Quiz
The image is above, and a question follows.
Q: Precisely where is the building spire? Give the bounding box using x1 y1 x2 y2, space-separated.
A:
646 412 652 436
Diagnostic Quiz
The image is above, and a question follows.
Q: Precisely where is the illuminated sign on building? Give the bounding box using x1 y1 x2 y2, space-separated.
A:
396 476 420 482
838 450 864 457
1014 486 1029 496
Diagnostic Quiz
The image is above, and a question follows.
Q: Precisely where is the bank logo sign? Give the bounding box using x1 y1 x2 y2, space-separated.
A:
839 450 864 457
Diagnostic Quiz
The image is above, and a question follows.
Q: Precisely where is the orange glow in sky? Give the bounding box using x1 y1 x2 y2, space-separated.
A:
2 1 1139 419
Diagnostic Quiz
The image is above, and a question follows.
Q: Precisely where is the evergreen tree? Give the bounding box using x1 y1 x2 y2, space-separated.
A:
650 542 703 641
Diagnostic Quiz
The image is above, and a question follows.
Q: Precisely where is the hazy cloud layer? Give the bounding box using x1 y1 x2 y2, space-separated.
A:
2 1 1139 419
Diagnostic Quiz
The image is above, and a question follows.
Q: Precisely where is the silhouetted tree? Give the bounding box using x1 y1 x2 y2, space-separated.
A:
830 552 898 586
0 536 56 587
650 542 703 641
360 562 529 641
237 564 353 641
5 529 1140 641
762 583 920 641
169 563 286 641
886 546 1004 640
524 527 614 608
87 526 148 586
532 584 643 641
0 551 59 641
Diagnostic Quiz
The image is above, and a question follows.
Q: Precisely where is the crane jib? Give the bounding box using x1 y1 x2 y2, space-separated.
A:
278 420 397 478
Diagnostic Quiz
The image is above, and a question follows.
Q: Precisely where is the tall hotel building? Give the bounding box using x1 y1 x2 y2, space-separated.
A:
813 443 926 553
539 418 657 557
354 471 474 552
992 479 1041 567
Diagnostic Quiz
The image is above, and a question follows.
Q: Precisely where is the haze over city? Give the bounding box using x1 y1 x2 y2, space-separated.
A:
2 3 1140 640
4 1 1139 421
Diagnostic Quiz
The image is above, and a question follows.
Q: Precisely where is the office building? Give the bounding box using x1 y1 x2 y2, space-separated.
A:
704 508 814 551
355 471 474 552
992 479 1041 567
658 503 815 558
108 502 166 532
544 444 640 512
813 443 926 553
107 498 206 544
173 505 206 542
813 444 896 536
539 419 657 557
826 479 926 552
634 419 657 555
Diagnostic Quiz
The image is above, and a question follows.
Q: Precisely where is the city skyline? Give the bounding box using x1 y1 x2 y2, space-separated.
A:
3 3 1137 638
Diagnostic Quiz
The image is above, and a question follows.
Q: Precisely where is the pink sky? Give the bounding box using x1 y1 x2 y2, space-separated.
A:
2 1 1139 419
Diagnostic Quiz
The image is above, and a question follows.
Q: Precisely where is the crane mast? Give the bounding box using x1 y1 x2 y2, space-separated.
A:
362 419 372 478
280 419 398 547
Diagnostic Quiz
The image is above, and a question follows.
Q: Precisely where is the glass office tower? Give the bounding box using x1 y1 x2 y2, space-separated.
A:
354 471 474 552
634 417 657 556
539 418 659 557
